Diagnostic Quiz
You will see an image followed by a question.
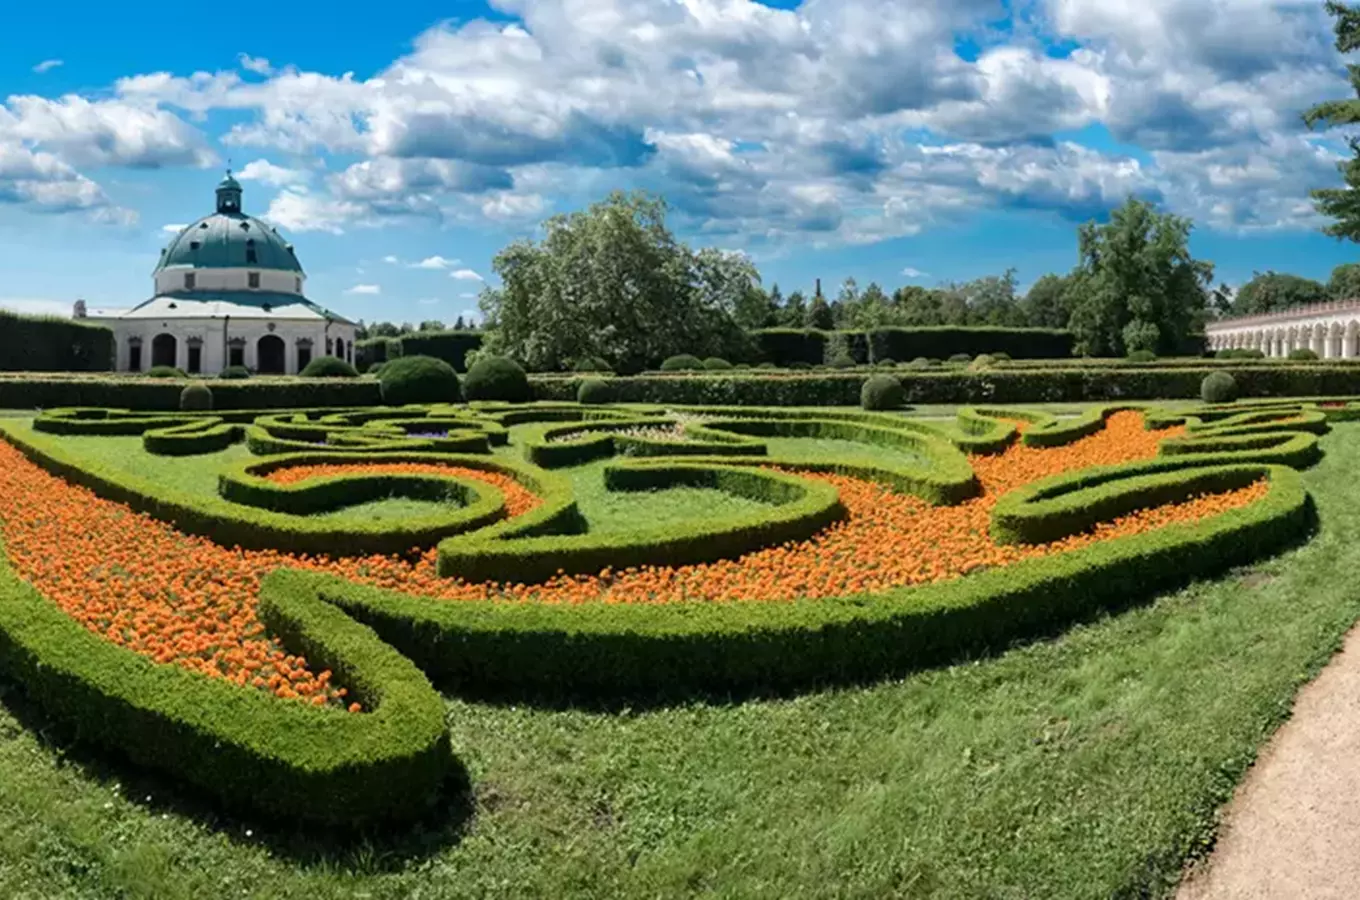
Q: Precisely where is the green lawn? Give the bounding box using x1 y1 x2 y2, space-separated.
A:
0 417 1355 897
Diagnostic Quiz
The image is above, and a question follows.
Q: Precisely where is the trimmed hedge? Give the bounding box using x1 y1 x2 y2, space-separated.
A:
299 356 360 378
0 310 115 372
1202 372 1238 404
462 356 531 403
393 331 483 372
752 327 1074 367
436 463 846 583
179 383 213 411
860 374 905 410
379 356 461 406
0 532 452 824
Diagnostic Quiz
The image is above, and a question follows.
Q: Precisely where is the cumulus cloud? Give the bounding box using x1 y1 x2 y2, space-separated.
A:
32 60 62 75
411 255 458 269
161 223 187 234
236 158 309 187
449 268 483 281
0 95 215 169
901 267 929 278
0 139 130 221
344 283 381 295
263 188 366 233
238 54 273 76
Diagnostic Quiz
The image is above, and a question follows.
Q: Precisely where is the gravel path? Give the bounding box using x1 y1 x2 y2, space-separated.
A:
1179 624 1360 899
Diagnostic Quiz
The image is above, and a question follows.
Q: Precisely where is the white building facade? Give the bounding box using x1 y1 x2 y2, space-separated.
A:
78 173 358 376
1205 300 1360 358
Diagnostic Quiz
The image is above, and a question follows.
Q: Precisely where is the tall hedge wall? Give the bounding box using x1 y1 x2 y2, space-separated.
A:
752 327 1074 366
357 331 485 372
0 311 115 372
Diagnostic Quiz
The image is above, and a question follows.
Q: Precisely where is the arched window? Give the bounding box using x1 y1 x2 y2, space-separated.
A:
151 333 177 369
184 273 195 291
245 239 257 264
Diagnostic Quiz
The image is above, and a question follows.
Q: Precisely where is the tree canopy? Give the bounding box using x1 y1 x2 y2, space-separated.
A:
1305 2 1360 241
478 191 758 372
1231 271 1329 315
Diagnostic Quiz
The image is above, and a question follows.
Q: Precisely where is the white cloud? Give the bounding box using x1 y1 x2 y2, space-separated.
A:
161 223 187 234
238 54 273 76
32 60 63 75
236 158 309 187
458 292 479 299
0 139 130 220
411 255 458 269
262 188 365 233
383 254 399 263
344 283 381 295
449 268 483 281
0 95 216 168
901 267 929 278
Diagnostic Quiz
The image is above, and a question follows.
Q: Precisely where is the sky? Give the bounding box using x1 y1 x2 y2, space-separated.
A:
1 0 1359 326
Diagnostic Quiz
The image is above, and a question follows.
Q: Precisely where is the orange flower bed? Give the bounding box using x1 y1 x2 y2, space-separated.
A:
263 462 541 517
0 411 1264 707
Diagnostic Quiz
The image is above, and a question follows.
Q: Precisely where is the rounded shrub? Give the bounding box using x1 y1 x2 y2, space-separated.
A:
827 352 856 369
947 353 971 365
860 374 906 411
991 352 1011 362
660 354 705 372
875 358 897 368
178 382 214 411
577 378 613 405
702 357 733 371
1201 371 1239 404
300 356 359 378
1288 348 1319 361
573 356 612 374
969 354 996 370
1127 349 1158 363
756 361 778 370
218 365 250 380
463 355 531 403
147 366 186 379
908 357 931 370
379 355 461 406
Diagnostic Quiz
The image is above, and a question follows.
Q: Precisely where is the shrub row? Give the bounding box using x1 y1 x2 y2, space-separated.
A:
0 310 115 372
0 532 452 825
751 326 1074 366
435 463 846 583
290 460 1307 700
356 331 485 373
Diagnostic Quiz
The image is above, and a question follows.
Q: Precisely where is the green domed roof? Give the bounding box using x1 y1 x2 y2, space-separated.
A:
154 173 303 274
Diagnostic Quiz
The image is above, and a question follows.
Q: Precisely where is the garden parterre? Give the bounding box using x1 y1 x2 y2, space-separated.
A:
0 399 1328 824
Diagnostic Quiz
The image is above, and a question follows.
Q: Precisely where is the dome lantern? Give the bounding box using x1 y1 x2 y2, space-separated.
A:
216 170 243 214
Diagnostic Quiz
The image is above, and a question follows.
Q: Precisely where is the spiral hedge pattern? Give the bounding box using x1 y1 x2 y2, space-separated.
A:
0 397 1335 824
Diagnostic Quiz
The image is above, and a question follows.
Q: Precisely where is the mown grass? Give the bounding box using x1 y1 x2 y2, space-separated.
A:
0 417 1355 897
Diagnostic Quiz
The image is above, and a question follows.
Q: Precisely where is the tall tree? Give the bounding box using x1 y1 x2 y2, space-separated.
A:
418 320 446 331
370 322 401 338
1231 271 1328 315
779 289 808 327
891 285 943 325
1328 262 1360 299
806 292 834 330
1066 197 1214 356
1305 2 1360 241
479 191 758 372
453 315 467 330
1021 274 1073 329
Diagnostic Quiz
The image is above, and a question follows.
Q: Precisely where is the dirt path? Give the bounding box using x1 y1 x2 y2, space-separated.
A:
1179 624 1360 899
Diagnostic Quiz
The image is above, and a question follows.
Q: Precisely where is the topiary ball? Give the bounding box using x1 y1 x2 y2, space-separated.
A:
147 366 186 378
991 352 1011 362
463 355 531 402
1288 348 1319 361
300 355 359 378
947 353 971 365
861 373 906 411
1201 371 1238 404
827 353 856 369
379 355 462 406
179 382 213 411
577 378 613 404
218 365 250 380
660 354 705 372
1127 349 1158 362
702 357 733 370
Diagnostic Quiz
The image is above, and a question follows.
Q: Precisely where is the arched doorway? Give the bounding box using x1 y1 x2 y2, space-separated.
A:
257 334 286 374
151 333 177 369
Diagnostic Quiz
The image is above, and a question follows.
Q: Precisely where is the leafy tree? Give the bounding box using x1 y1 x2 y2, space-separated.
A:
891 285 944 325
1329 262 1360 299
369 322 402 338
418 320 446 331
479 191 758 372
453 315 467 330
947 269 1025 326
779 289 808 327
1021 274 1073 329
732 281 777 330
832 277 861 328
1304 2 1360 241
1231 271 1328 315
806 292 834 330
1066 197 1214 357
399 322 415 334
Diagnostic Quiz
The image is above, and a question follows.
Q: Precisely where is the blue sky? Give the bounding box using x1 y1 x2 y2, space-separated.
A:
1 0 1357 326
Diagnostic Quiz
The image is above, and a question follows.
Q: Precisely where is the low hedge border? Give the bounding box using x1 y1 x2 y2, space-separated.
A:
0 421 573 557
280 461 1308 698
435 463 846 583
142 418 245 456
0 531 452 825
521 418 687 469
1157 430 1322 468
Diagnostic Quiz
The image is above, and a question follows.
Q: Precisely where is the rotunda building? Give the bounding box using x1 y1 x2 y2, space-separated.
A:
78 173 358 376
